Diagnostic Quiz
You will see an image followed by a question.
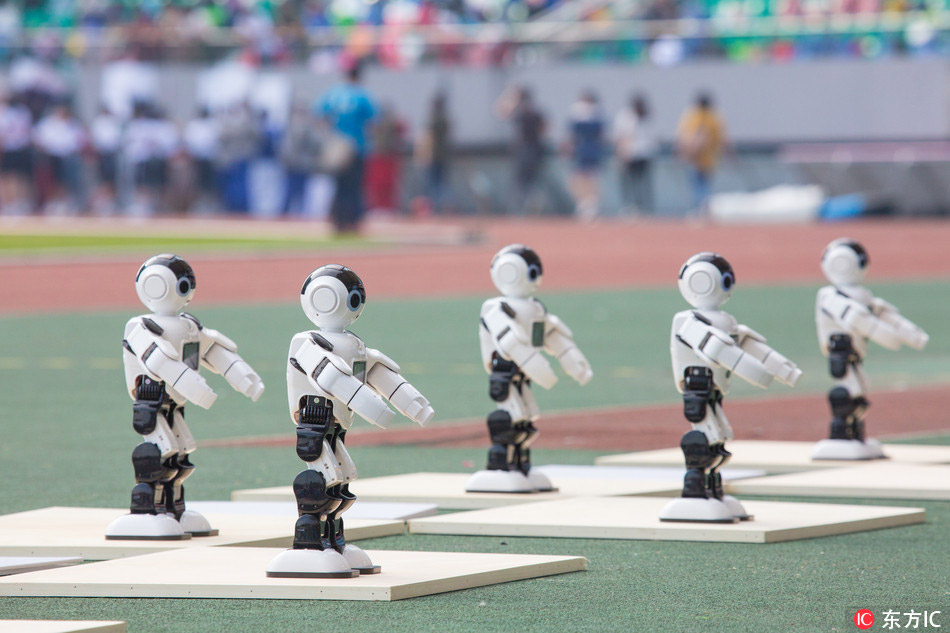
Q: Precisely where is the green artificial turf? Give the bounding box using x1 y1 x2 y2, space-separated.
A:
0 280 947 632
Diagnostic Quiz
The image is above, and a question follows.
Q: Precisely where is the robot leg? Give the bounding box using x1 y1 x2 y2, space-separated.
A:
659 428 735 523
324 428 379 574
486 409 517 471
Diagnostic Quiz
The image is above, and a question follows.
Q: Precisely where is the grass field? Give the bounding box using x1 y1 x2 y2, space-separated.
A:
0 276 947 632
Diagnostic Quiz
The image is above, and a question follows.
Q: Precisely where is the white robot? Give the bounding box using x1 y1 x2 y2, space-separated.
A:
465 244 593 494
813 238 929 460
266 265 434 578
661 252 802 523
106 254 264 540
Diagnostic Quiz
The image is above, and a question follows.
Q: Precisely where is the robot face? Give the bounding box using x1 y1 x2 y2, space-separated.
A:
135 254 196 315
821 238 869 285
300 265 365 330
490 244 543 298
677 252 735 309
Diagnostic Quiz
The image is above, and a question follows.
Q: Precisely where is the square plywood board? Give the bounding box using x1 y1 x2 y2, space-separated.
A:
0 507 403 560
232 472 680 510
729 463 950 500
0 547 586 601
595 440 950 473
408 496 925 544
0 622 125 633
0 556 82 576
188 500 438 520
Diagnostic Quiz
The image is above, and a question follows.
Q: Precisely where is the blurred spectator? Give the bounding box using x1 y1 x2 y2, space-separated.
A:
183 106 220 214
279 105 323 216
124 102 179 216
216 102 261 214
315 62 377 233
365 101 406 214
613 93 658 215
414 92 452 215
565 90 606 221
90 104 121 215
0 93 34 215
676 91 726 213
495 85 546 214
33 101 86 214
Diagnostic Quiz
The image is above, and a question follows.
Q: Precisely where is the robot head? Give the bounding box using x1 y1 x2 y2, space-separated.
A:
490 244 543 298
821 238 869 285
677 252 735 309
300 265 366 330
135 254 196 315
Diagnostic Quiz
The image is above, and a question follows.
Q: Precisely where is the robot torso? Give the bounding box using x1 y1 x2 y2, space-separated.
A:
479 295 547 372
670 308 738 395
815 284 873 358
123 313 202 404
287 329 367 429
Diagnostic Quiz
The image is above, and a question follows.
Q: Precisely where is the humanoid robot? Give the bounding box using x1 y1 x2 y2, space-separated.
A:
266 265 434 578
661 252 802 523
106 254 264 540
812 238 929 460
465 244 593 494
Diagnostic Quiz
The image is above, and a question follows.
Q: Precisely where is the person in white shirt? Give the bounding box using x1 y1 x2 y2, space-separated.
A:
0 94 34 214
612 93 658 215
33 101 87 214
183 107 220 212
90 105 122 214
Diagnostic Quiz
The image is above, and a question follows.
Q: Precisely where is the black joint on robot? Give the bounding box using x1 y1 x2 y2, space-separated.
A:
500 302 516 318
289 357 306 375
692 311 712 325
311 332 334 352
311 358 330 381
181 313 203 330
142 318 164 335
142 342 158 361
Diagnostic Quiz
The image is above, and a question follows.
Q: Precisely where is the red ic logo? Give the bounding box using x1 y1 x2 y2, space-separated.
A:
855 610 875 630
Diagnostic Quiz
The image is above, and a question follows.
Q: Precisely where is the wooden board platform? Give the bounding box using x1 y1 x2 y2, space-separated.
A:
0 556 82 576
729 463 950 500
0 507 403 560
189 500 438 520
534 464 766 482
0 547 586 601
0 622 125 633
595 440 950 473
408 497 925 543
231 472 680 510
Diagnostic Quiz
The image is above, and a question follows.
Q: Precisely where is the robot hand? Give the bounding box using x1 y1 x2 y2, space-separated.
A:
895 319 929 350
772 360 802 387
560 347 593 386
226 360 265 402
404 396 435 426
174 370 218 409
350 388 397 428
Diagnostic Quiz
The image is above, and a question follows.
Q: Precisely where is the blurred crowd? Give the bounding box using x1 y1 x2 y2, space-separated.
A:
0 0 946 69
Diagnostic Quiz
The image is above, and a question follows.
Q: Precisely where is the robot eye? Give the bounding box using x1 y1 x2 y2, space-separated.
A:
176 277 192 296
721 272 734 291
527 264 541 281
346 288 363 311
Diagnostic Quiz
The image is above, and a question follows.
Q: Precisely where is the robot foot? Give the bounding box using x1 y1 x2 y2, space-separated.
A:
105 513 190 540
465 469 534 493
265 548 359 579
659 497 738 524
812 439 888 461
176 510 219 537
341 544 381 574
720 495 753 521
525 469 558 493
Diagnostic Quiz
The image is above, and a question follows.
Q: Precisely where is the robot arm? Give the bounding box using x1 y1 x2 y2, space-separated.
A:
676 316 774 389
294 341 395 428
870 297 929 350
543 314 593 386
482 303 558 389
735 324 802 387
366 348 435 426
822 292 903 351
125 321 217 409
199 327 265 402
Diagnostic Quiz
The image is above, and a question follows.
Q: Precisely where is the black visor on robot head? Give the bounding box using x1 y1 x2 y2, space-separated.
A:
680 252 735 290
843 240 869 268
301 265 366 310
495 245 543 281
137 254 196 296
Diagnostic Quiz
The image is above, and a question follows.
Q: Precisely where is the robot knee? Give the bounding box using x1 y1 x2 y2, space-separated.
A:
680 430 716 470
293 470 333 515
487 410 515 445
828 386 856 418
131 443 163 482
828 334 856 379
296 426 327 462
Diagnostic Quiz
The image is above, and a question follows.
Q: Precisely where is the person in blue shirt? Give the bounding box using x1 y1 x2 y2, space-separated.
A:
315 62 377 232
565 90 606 220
